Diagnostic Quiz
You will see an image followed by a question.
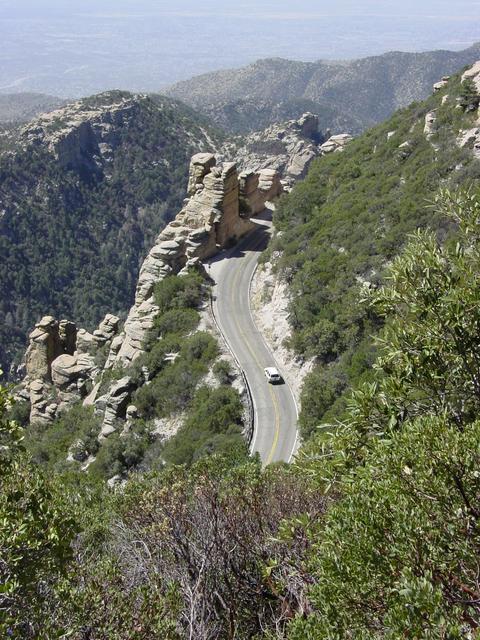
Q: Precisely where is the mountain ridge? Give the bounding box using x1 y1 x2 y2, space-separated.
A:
166 42 480 133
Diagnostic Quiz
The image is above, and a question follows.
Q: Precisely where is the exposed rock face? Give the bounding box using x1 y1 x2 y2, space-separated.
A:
320 133 353 154
457 62 480 158
458 127 480 158
97 377 134 439
187 153 217 195
433 76 450 92
24 316 63 383
424 111 437 139
462 61 480 92
21 94 143 174
223 113 328 189
21 313 121 424
112 157 255 367
239 169 282 214
29 379 58 426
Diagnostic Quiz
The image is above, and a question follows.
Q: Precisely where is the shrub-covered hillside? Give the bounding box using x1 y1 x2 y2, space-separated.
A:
4 189 480 637
270 70 480 437
23 270 248 480
0 91 221 377
4 61 480 638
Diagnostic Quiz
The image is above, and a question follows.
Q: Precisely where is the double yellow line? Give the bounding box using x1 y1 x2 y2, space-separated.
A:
228 234 281 465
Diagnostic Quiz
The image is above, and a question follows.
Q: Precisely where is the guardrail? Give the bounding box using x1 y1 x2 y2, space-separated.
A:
209 293 255 447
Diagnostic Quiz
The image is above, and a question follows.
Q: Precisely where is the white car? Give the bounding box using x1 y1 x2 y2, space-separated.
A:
264 367 282 383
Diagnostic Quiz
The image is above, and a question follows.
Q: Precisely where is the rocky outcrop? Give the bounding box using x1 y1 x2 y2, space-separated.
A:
462 62 480 92
320 134 353 154
457 127 480 158
223 113 331 189
433 76 450 92
21 94 143 174
24 316 65 383
96 377 134 439
456 62 480 158
188 153 217 195
424 111 437 139
20 313 120 424
111 157 256 367
239 169 282 215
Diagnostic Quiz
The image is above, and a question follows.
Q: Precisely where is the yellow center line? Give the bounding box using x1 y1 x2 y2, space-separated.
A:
227 235 281 465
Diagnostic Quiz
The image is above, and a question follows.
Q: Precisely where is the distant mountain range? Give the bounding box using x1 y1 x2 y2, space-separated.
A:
166 42 480 133
0 93 65 124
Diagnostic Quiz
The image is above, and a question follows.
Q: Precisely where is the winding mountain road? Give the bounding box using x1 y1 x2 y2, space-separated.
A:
209 213 298 464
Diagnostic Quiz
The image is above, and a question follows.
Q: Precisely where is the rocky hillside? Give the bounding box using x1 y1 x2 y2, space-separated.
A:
0 93 65 124
0 90 223 377
12 111 334 479
166 42 480 133
265 62 480 438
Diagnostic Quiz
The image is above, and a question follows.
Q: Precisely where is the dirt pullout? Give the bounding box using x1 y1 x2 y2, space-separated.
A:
250 259 314 409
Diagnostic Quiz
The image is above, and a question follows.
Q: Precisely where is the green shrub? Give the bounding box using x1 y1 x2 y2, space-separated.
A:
25 404 100 471
162 386 245 466
153 272 206 314
152 307 199 339
213 359 233 385
271 71 480 434
180 331 218 363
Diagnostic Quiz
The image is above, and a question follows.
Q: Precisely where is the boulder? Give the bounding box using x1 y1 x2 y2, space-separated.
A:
187 153 217 195
297 112 319 140
76 328 97 354
94 314 120 344
99 376 134 439
433 79 449 92
51 353 93 389
320 134 353 154
29 379 55 425
457 128 480 158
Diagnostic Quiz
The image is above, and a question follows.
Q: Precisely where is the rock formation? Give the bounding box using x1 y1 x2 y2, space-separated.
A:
96 377 134 439
424 111 437 139
188 153 217 195
457 62 480 159
20 94 144 174
239 169 282 215
462 62 480 92
223 113 332 190
433 76 450 92
24 316 65 383
319 134 353 154
20 313 120 424
111 156 260 369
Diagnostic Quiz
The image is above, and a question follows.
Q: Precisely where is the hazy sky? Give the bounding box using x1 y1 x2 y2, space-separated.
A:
1 0 479 96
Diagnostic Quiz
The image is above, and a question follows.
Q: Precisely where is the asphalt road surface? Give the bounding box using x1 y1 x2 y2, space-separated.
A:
209 214 299 464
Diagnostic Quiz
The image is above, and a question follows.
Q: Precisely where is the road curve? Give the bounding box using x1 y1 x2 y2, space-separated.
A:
209 213 298 464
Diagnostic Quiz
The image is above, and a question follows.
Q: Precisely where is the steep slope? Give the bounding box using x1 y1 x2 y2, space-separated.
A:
0 93 65 123
14 114 326 473
166 42 480 133
0 91 222 376
267 64 480 436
